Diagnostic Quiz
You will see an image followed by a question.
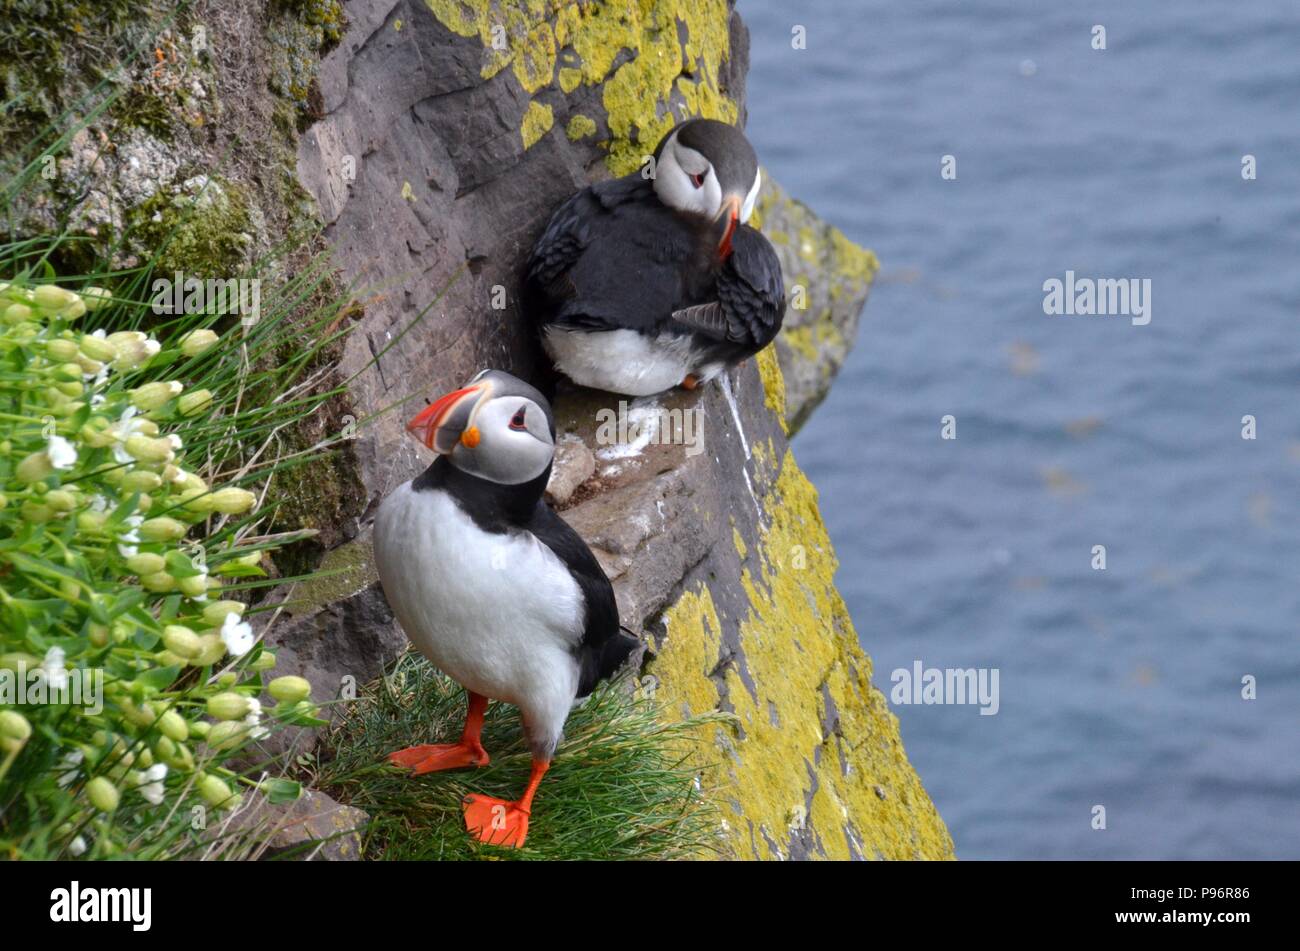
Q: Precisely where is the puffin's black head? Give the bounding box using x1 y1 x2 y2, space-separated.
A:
406 369 555 485
652 118 762 256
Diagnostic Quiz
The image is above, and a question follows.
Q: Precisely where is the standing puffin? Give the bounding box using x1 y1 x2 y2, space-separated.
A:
372 369 639 848
525 118 786 396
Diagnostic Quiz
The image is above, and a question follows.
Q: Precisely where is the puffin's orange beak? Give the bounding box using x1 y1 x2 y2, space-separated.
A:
716 195 741 258
406 381 489 454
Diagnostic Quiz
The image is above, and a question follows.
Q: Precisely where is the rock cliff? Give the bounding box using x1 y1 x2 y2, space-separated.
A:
2 0 952 859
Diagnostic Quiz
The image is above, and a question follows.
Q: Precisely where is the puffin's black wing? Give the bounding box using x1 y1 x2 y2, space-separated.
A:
672 224 786 350
526 176 688 335
529 504 639 698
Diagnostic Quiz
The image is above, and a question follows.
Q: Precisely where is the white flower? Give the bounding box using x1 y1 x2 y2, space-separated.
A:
68 835 88 857
110 406 149 464
116 514 143 559
167 434 183 451
57 749 84 787
137 763 168 805
243 697 270 741
47 435 77 469
220 612 255 656
42 646 68 691
89 494 110 512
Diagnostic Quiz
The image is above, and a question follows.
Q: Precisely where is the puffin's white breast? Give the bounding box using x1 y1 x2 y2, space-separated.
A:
372 482 584 708
543 326 722 396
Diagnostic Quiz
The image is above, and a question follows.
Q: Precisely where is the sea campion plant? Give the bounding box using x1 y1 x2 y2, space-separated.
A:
0 274 328 859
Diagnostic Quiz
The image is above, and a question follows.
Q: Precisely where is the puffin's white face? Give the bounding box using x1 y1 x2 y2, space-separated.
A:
654 129 762 225
406 371 555 485
449 394 553 485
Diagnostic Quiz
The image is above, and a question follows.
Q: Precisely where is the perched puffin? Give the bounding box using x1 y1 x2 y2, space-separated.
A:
525 117 786 396
372 369 639 848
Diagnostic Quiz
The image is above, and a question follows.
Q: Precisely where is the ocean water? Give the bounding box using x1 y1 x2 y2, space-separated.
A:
742 0 1300 859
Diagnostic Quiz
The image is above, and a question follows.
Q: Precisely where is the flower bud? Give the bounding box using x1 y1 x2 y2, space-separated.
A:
77 510 108 533
122 469 163 492
33 284 77 312
201 601 245 626
2 302 32 324
206 692 250 721
191 634 226 666
268 676 311 704
86 776 120 812
157 709 189 742
107 331 160 370
178 573 209 598
20 501 55 522
250 650 277 671
154 736 194 771
162 624 202 658
79 286 111 311
15 450 53 483
0 710 31 752
126 553 166 575
62 298 87 320
46 338 80 361
179 328 219 357
140 571 177 592
197 773 236 809
129 381 183 412
189 720 210 739
139 517 187 542
206 720 247 750
45 489 77 511
207 487 257 515
124 433 175 464
178 389 213 417
79 333 117 362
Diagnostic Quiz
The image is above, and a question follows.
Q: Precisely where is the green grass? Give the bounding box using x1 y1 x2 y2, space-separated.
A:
312 652 725 861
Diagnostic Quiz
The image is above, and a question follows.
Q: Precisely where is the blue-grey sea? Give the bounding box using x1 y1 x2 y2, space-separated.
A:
743 0 1300 859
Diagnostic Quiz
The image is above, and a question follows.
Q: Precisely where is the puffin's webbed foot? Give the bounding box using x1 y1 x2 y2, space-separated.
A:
462 758 550 849
388 741 489 775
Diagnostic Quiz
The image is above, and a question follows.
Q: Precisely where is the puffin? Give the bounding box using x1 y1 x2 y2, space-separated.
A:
372 369 639 848
525 117 786 396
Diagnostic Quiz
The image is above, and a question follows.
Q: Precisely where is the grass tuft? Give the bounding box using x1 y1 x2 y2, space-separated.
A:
313 652 726 861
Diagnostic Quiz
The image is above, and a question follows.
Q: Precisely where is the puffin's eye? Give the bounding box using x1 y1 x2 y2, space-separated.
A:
689 171 705 189
509 406 528 430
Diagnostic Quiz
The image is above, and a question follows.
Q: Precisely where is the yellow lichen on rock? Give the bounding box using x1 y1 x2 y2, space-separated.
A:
653 448 955 860
756 345 788 434
424 0 738 175
521 100 555 148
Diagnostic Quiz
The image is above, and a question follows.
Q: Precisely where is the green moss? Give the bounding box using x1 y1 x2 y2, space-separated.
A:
282 537 377 612
129 175 253 277
565 112 597 141
266 0 345 118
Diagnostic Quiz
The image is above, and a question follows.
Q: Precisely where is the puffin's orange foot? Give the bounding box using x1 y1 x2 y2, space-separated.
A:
680 373 700 390
462 794 530 848
387 742 488 775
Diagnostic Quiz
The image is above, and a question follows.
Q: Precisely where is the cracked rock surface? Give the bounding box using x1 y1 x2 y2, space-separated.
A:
281 0 952 859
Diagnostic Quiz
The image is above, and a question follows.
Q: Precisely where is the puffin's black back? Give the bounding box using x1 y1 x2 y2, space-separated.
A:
525 174 786 360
